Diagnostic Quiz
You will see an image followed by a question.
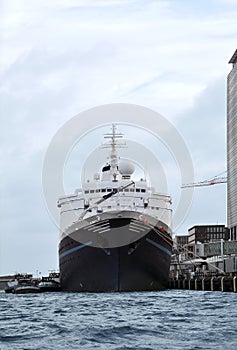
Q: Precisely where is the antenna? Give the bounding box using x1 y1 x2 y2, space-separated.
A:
102 124 126 181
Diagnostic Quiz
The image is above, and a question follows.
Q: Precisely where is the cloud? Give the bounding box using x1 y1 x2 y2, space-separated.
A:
0 149 58 275
174 77 227 234
177 77 226 176
0 0 236 274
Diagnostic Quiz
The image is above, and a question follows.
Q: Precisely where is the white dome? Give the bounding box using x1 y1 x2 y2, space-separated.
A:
118 161 135 176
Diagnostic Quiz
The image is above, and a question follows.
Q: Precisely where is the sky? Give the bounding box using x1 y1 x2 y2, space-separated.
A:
0 0 236 276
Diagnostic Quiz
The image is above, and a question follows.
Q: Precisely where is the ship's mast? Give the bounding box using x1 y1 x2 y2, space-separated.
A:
103 124 126 181
110 125 119 181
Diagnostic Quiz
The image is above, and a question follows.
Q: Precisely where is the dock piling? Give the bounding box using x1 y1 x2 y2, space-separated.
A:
169 275 237 293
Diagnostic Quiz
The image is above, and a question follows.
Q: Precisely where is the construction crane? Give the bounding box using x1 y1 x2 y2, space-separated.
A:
181 176 227 188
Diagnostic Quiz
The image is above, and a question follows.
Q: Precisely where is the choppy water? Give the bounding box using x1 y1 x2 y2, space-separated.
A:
0 289 237 350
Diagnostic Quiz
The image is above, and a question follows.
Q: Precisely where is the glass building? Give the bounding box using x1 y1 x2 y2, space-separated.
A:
227 49 237 240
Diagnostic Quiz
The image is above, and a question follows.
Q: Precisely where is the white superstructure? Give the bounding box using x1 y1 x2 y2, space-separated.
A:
57 125 172 239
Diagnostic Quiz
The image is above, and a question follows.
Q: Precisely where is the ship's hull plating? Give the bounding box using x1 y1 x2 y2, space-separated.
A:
59 212 172 292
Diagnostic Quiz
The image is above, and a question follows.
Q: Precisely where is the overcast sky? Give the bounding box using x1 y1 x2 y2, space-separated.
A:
0 0 236 276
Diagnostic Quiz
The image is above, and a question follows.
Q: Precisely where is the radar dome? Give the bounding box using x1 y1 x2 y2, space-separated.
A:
118 161 135 176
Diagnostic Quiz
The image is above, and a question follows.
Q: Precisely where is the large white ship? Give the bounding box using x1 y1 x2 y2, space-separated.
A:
58 125 173 292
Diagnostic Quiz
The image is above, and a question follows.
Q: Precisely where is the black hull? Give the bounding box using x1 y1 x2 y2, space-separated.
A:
59 217 172 292
39 286 61 293
5 287 15 294
14 286 41 294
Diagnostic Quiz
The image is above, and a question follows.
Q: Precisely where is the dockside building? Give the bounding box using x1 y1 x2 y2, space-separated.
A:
227 49 237 240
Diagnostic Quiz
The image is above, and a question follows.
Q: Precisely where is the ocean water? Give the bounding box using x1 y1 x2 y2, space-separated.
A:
0 289 236 350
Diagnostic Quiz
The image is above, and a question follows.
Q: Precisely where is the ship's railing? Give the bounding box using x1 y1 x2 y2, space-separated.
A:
60 203 172 215
59 193 171 212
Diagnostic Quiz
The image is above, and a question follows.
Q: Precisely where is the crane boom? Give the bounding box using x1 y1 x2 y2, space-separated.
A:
181 176 227 188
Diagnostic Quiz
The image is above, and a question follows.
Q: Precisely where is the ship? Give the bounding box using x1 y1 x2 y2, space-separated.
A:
5 274 40 294
38 272 61 292
58 125 173 292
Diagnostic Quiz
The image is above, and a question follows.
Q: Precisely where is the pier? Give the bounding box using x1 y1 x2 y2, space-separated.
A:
171 229 237 293
169 275 237 293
